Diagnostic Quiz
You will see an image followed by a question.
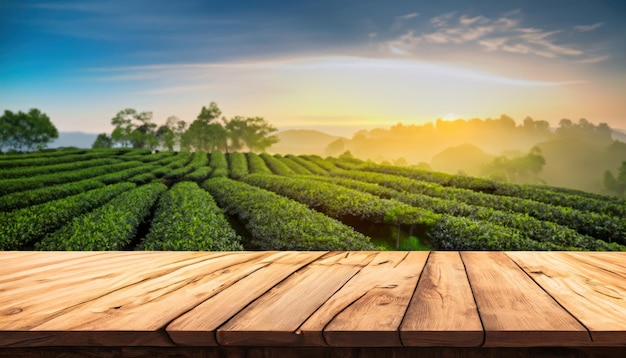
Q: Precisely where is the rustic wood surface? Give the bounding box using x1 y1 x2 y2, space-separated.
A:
1 251 625 348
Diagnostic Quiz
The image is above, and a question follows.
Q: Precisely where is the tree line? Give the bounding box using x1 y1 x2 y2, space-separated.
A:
0 109 58 152
93 102 279 153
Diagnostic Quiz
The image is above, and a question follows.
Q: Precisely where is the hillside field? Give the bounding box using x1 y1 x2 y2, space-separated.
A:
1 148 625 252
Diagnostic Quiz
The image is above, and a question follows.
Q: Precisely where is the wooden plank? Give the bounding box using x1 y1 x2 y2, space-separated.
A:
461 251 590 347
322 251 429 347
1 252 262 346
563 252 626 276
400 251 483 347
1 251 107 278
507 252 626 346
216 251 377 346
295 252 427 347
167 251 327 346
0 252 220 330
29 252 272 330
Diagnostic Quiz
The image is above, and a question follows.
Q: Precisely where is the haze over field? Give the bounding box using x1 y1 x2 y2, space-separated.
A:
1 0 625 135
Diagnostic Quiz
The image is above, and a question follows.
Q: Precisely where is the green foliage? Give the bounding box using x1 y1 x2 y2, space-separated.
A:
37 183 166 250
110 108 156 149
0 158 121 179
92 133 113 149
0 160 144 196
209 150 229 178
481 146 546 184
358 161 626 217
313 175 613 250
302 155 338 172
0 179 105 212
182 120 228 152
260 153 296 175
140 182 243 250
247 152 272 174
184 166 213 182
286 155 328 175
225 116 279 152
243 174 439 226
0 148 124 169
604 161 626 197
151 152 193 177
334 168 626 245
203 178 375 250
0 108 58 152
429 216 547 251
276 155 313 175
164 151 208 180
2 149 624 252
228 152 249 179
0 182 135 249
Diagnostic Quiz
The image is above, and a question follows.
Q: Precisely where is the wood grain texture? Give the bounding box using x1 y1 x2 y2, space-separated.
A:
507 251 626 345
295 252 415 346
167 251 327 346
461 251 590 347
400 251 483 347
318 251 429 347
216 251 377 346
0 252 221 330
2 251 626 349
1 252 264 346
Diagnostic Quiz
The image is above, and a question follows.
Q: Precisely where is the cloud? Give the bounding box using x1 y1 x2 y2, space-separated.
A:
385 11 590 61
397 12 419 20
391 12 419 31
459 15 489 26
430 12 455 28
578 54 610 64
574 22 603 32
27 1 114 13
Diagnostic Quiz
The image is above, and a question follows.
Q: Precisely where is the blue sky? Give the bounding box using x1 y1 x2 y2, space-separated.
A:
1 0 625 135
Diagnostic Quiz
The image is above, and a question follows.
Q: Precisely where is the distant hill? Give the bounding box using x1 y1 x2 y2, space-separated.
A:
269 130 345 156
430 144 494 176
49 132 98 149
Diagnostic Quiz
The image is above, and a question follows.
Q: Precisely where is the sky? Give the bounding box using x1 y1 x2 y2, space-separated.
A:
1 0 625 136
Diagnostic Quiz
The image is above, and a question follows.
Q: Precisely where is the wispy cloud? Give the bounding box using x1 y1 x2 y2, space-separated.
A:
391 12 419 31
27 1 114 13
574 22 603 32
397 12 419 20
578 54 610 64
385 11 592 62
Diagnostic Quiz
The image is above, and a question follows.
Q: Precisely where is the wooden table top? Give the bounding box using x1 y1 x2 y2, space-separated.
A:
1 251 624 348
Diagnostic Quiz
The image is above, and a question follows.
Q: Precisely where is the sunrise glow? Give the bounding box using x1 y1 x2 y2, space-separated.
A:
1 1 624 135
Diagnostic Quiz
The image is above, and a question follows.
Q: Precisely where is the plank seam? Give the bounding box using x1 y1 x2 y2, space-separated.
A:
27 253 237 329
504 252 595 343
459 252 487 348
214 251 332 345
398 251 430 347
318 251 408 346
294 251 378 343
161 252 276 341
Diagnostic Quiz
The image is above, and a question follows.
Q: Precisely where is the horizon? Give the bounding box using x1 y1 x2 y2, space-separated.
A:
2 0 626 135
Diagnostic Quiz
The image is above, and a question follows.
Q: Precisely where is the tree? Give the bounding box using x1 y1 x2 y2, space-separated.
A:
156 116 186 151
110 108 155 148
197 102 222 123
224 116 278 152
0 109 58 152
604 162 626 196
182 102 228 152
325 138 346 157
482 146 546 184
92 133 113 148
